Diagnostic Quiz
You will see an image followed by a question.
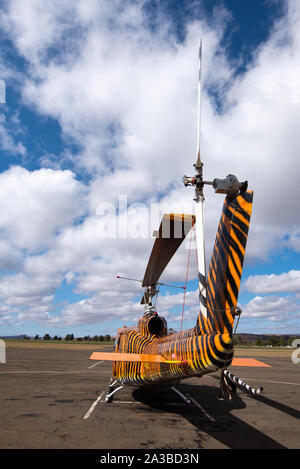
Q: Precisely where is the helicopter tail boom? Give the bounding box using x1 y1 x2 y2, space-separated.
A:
196 190 253 335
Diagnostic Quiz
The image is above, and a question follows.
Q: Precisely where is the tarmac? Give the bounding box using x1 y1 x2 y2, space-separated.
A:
0 343 299 449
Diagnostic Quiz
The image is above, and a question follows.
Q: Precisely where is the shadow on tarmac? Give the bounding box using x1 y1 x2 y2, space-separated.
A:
208 372 300 421
132 382 287 449
247 393 300 421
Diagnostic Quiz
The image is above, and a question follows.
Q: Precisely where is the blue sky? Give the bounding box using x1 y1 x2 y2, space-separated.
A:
0 0 299 338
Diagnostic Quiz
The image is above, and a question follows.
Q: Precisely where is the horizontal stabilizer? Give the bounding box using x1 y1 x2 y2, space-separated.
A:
89 351 181 364
231 358 270 367
142 213 195 288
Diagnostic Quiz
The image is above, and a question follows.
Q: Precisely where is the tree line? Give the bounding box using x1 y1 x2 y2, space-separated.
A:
34 334 113 342
234 335 299 347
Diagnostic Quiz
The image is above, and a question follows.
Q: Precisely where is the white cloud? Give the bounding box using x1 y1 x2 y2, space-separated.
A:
286 230 300 252
0 114 26 156
244 270 300 294
0 272 56 306
11 0 299 262
242 294 298 321
0 166 87 251
0 0 300 332
0 240 22 270
0 0 77 64
61 291 142 326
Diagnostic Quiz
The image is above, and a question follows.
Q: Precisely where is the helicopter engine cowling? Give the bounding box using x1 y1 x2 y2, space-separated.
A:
138 313 167 337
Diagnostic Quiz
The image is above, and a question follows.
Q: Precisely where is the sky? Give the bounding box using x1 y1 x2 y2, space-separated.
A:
0 0 299 338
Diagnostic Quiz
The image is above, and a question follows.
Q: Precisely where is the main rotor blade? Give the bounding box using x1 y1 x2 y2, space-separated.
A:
142 213 195 288
195 38 202 171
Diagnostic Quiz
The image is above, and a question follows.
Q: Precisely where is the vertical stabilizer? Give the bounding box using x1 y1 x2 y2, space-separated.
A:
196 190 253 335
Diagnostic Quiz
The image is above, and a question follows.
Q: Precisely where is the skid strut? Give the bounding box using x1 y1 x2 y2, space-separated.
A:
105 378 124 403
170 385 192 405
223 369 263 396
218 369 236 400
171 385 216 422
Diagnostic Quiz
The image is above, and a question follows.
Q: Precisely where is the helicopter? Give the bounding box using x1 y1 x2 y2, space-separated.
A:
89 41 270 405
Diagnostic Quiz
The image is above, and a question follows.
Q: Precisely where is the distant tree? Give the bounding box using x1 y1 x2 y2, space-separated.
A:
288 336 298 346
53 335 59 341
83 336 90 341
280 336 288 346
255 338 265 346
64 334 74 341
235 335 243 345
99 335 104 342
77 337 82 341
34 335 39 340
43 334 51 341
93 335 99 342
269 335 280 347
104 334 111 342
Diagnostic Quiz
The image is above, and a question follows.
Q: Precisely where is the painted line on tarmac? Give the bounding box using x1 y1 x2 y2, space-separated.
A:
206 374 300 387
110 400 138 404
83 392 104 419
88 361 104 369
241 378 300 387
104 400 195 406
0 370 97 374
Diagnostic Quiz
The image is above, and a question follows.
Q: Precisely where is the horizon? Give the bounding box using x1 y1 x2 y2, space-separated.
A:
2 331 300 340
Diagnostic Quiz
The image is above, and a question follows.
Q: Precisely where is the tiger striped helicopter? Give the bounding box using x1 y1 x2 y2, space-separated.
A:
89 41 269 405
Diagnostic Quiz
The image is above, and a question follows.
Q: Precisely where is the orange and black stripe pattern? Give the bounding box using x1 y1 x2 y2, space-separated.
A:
196 191 253 335
113 319 233 386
